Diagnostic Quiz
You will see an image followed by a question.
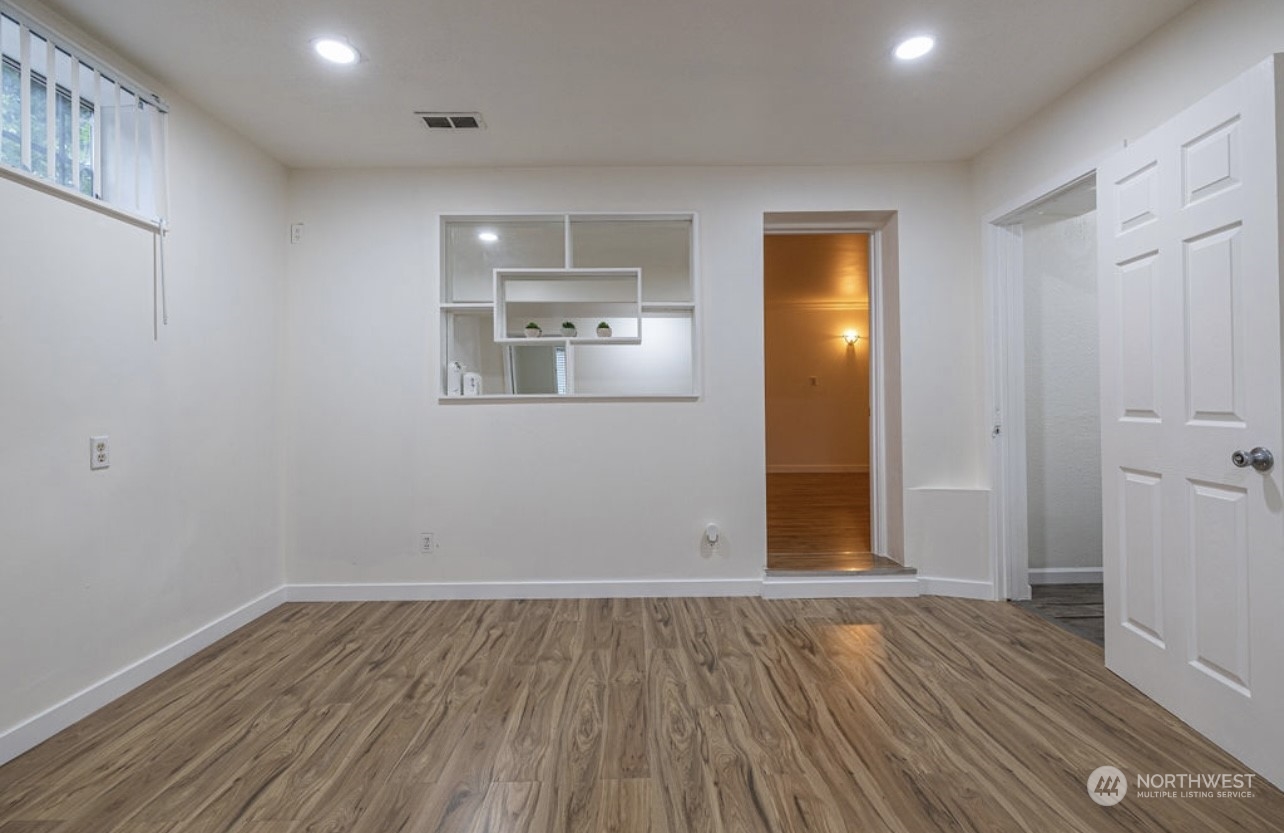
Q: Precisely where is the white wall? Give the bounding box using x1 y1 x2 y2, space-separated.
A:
0 2 287 744
1023 211 1101 570
283 164 987 586
974 0 1284 215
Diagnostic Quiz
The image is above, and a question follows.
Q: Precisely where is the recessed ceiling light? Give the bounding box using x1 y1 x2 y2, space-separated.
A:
313 37 359 65
477 231 499 243
894 35 935 61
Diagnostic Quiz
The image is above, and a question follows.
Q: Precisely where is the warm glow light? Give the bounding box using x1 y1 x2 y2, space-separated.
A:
843 330 861 345
477 231 499 243
313 37 359 65
894 35 935 61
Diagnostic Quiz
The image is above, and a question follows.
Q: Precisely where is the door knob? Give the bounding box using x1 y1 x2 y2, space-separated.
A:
1232 447 1274 472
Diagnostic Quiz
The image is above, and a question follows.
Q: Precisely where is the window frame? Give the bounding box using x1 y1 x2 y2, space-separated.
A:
0 0 168 231
439 211 702 402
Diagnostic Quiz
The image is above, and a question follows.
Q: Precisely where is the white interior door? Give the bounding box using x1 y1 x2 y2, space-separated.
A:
1099 55 1284 786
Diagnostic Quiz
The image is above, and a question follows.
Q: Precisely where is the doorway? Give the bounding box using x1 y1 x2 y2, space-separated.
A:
763 232 890 572
991 176 1104 642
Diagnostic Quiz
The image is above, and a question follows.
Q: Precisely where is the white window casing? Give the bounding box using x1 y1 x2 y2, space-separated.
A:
0 0 167 231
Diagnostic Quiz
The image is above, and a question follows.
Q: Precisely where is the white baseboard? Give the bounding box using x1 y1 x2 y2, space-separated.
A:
917 576 997 600
761 575 920 599
285 578 763 602
1029 567 1103 585
0 585 287 767
766 464 869 474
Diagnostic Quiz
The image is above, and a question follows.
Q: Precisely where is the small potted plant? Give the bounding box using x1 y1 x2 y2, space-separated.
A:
561 321 577 338
596 321 612 338
524 322 542 338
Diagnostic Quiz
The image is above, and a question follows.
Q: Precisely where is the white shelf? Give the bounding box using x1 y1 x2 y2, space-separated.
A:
642 301 695 311
497 336 643 345
494 267 642 344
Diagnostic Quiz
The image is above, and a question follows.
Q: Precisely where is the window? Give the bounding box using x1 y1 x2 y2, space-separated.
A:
441 213 699 399
0 2 166 220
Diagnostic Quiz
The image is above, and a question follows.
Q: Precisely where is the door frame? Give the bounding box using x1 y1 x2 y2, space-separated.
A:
762 212 897 560
984 162 1101 599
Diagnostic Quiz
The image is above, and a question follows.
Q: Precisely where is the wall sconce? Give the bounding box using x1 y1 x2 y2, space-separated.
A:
843 330 861 345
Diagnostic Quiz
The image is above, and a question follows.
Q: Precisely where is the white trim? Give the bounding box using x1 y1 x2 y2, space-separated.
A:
761 574 920 599
766 464 868 474
984 159 1101 602
762 211 896 235
870 228 890 558
0 163 163 232
1029 567 1103 585
760 215 895 562
916 576 997 600
0 585 286 767
986 219 1030 601
285 578 763 602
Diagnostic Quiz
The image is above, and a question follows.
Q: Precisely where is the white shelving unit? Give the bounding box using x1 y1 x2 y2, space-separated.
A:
440 213 698 399
494 268 642 344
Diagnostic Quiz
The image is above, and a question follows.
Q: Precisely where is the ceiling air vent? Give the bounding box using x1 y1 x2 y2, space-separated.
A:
417 112 486 130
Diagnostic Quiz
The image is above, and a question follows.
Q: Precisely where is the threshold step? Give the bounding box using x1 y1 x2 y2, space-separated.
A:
766 565 917 578
762 567 921 599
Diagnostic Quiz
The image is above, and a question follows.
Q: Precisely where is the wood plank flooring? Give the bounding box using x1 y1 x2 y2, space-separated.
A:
2 597 1282 832
767 472 874 571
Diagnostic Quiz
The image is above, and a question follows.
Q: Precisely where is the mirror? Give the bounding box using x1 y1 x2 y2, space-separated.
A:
508 344 565 395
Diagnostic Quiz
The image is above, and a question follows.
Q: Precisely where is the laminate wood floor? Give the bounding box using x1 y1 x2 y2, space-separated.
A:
767 473 873 571
3 597 1282 832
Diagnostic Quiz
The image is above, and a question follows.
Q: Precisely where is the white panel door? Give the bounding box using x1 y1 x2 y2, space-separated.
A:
1099 55 1284 786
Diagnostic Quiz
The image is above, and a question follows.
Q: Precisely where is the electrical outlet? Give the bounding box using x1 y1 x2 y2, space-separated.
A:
90 435 110 470
290 223 304 244
420 532 436 553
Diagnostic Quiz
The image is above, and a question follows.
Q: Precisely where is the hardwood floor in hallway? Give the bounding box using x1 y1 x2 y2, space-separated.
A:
767 472 885 572
2 596 1281 832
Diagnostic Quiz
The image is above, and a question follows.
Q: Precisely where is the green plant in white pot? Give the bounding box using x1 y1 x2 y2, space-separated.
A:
524 322 542 338
596 321 612 338
561 321 577 337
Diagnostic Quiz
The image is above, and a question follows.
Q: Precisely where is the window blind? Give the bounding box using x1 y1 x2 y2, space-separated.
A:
0 1 167 222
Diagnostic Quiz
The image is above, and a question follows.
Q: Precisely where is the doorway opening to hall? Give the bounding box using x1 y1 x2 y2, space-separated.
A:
999 176 1104 644
763 232 894 572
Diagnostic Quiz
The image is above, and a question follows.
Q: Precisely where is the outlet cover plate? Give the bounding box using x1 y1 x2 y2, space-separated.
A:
90 435 110 470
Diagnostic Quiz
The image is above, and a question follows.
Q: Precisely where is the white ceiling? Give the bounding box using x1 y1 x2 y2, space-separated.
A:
44 0 1198 169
